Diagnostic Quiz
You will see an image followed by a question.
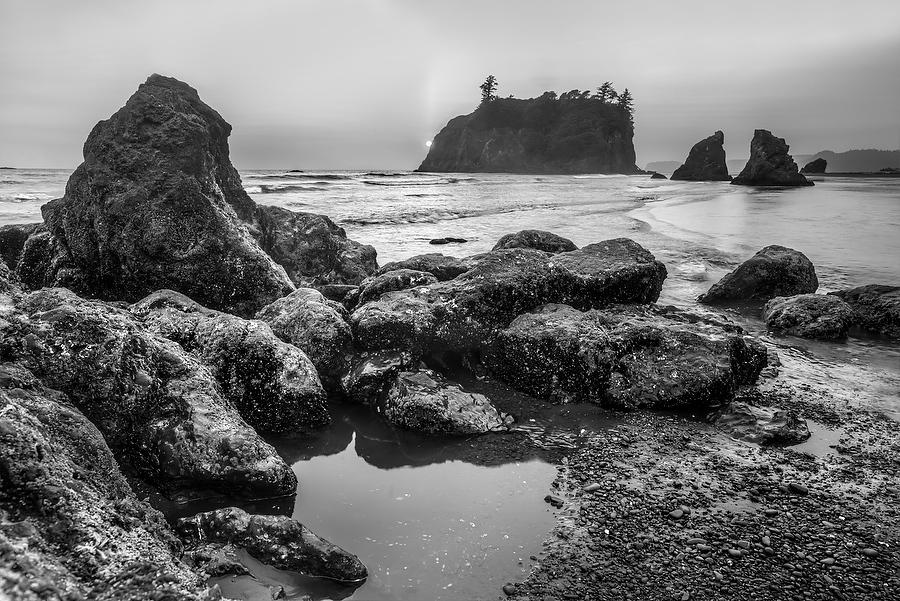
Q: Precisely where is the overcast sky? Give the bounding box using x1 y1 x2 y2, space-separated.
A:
1 0 899 169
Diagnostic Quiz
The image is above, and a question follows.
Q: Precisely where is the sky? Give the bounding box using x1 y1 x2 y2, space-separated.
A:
1 0 899 170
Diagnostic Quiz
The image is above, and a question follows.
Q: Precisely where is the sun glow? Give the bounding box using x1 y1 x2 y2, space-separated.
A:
425 140 432 147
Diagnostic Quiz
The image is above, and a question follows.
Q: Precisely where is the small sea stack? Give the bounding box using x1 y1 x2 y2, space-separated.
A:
731 129 813 186
801 157 827 174
670 130 732 181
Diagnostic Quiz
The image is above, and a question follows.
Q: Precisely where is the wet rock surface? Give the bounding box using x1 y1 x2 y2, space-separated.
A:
699 245 818 304
0 222 41 269
348 268 439 309
376 252 470 281
671 130 732 181
732 129 813 187
762 294 855 340
712 400 811 445
492 230 578 253
830 284 900 340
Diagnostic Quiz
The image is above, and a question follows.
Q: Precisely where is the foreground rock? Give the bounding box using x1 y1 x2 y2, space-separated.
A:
492 230 578 253
699 245 818 304
731 129 813 186
348 268 439 309
801 157 827 174
485 304 767 410
353 239 667 358
376 253 470 281
671 130 732 181
712 400 811 444
0 222 41 269
830 284 900 340
0 363 205 599
762 294 854 340
177 507 367 582
132 290 330 433
1 287 296 497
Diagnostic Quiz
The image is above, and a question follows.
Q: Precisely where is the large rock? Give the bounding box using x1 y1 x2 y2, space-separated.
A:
377 253 470 281
485 304 767 410
352 239 667 358
349 268 439 309
801 157 827 174
132 289 329 433
0 363 206 599
492 230 578 253
699 245 818 304
670 130 732 181
830 284 900 339
731 130 813 186
762 294 854 340
36 74 294 316
712 400 811 445
177 507 367 582
0 222 41 269
255 205 377 287
254 287 353 385
0 287 296 497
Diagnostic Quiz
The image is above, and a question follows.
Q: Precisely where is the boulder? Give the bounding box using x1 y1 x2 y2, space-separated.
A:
316 283 358 303
0 287 296 497
650 172 668 180
0 222 41 269
801 158 827 174
177 507 367 582
762 294 854 340
429 237 468 245
254 205 377 286
0 363 205 599
830 284 900 339
492 230 578 253
731 130 813 186
254 287 353 385
699 245 818 304
37 74 295 316
712 401 811 445
340 351 409 405
349 268 439 308
377 253 470 281
352 240 667 358
671 131 732 181
382 369 512 435
485 304 767 410
132 290 329 433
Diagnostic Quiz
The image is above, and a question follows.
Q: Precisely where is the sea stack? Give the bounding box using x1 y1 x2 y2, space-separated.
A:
731 129 813 186
801 157 827 174
670 130 732 181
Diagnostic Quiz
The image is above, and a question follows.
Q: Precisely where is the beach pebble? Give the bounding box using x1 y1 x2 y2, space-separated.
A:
787 482 809 495
727 549 742 558
861 548 879 557
502 583 517 595
669 509 684 520
544 494 564 508
583 483 602 493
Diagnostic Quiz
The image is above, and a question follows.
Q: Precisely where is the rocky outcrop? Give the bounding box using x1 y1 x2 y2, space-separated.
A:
650 172 667 179
377 253 470 281
0 222 41 269
712 401 811 445
801 158 827 174
0 363 206 599
255 287 353 385
417 94 639 174
492 230 578 253
352 239 667 358
699 245 818 304
0 287 296 497
177 507 367 582
348 269 439 309
484 304 767 410
731 130 813 186
762 294 854 340
132 289 329 433
670 131 732 181
830 284 900 339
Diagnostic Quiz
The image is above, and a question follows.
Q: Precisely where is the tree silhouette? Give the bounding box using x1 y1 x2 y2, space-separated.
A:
595 81 617 103
618 88 634 119
480 75 498 105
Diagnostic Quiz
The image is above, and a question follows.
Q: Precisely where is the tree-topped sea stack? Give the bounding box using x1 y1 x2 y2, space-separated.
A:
731 129 813 186
670 130 732 181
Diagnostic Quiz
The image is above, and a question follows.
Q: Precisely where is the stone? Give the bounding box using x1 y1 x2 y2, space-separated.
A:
699 245 818 304
544 495 565 508
731 130 813 186
377 253 470 281
583 483 602 493
801 158 827 174
177 507 367 582
429 237 468 245
492 230 578 253
650 172 667 179
254 287 353 385
132 289 329 433
340 351 410 405
349 269 439 309
669 509 685 520
712 401 811 445
787 482 809 496
830 284 900 340
762 294 854 340
0 287 296 497
382 369 512 435
671 131 732 181
0 222 41 269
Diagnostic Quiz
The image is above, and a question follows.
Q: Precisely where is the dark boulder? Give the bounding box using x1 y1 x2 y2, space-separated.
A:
341 351 410 405
801 157 827 174
0 287 296 497
712 401 811 445
429 237 468 245
650 172 668 180
132 289 329 433
492 230 578 253
350 268 439 308
762 294 854 340
671 131 732 181
731 130 813 186
377 253 470 281
177 507 367 582
699 245 818 304
0 222 41 269
485 304 767 410
830 284 900 339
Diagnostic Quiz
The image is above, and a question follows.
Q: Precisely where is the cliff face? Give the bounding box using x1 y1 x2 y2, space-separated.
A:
418 95 639 174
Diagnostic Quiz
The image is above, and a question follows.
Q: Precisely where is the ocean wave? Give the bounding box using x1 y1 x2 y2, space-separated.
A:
253 173 351 181
246 184 330 194
0 180 24 185
1 193 55 203
339 203 542 227
572 174 627 179
363 176 472 187
405 193 450 198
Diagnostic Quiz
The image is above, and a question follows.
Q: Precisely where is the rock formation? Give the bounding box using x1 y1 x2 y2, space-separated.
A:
830 284 900 339
670 131 732 181
377 253 470 281
801 157 827 174
731 130 813 186
712 400 810 445
762 294 854 340
0 222 41 269
417 93 639 174
492 230 578 253
699 245 818 304
348 269 439 309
